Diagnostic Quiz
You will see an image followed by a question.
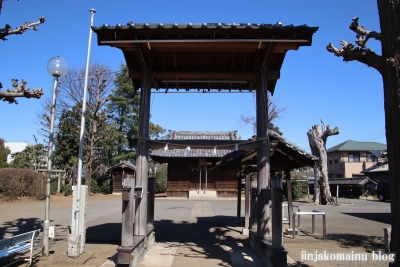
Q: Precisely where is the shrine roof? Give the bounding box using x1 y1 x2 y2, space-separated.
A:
218 129 318 170
148 129 318 169
106 161 136 172
150 130 240 159
165 130 241 140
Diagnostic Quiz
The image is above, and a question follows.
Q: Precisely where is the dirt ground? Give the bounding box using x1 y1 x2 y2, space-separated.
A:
0 195 392 267
0 195 119 267
284 236 388 267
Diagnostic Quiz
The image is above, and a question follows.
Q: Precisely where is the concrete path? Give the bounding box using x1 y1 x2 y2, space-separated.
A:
138 200 263 267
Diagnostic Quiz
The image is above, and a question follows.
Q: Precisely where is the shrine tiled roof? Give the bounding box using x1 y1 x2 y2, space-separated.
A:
150 130 240 158
165 130 241 140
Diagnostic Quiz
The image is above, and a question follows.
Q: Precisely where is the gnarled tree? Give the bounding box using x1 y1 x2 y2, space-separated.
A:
307 123 339 205
0 79 43 104
0 16 45 41
327 1 400 261
0 1 45 104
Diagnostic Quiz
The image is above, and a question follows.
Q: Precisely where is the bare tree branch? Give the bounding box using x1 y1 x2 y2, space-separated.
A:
0 16 45 41
349 17 381 47
0 79 43 104
240 92 286 134
326 41 385 74
322 125 339 143
326 18 386 74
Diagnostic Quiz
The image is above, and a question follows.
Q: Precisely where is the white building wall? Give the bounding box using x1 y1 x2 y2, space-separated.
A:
4 142 28 163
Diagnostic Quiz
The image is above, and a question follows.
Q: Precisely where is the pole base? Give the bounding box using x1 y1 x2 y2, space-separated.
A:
67 234 81 258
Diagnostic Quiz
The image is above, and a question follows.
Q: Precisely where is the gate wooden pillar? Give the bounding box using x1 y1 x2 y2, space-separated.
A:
117 71 155 267
256 69 270 240
253 68 288 266
135 71 152 237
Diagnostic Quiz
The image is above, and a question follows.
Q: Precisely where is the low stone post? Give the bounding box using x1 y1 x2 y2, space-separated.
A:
384 227 391 253
68 185 88 257
250 177 258 230
147 178 155 228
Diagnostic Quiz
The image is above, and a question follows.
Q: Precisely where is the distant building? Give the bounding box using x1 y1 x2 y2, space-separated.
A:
4 142 28 163
150 130 240 198
150 130 317 198
326 140 386 178
106 161 136 194
361 161 389 182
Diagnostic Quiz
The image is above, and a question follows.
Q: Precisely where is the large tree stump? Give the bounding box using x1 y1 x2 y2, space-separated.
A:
307 124 339 205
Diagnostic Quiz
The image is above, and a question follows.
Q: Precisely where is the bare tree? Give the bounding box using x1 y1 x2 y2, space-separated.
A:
57 63 113 111
55 63 114 193
327 2 400 259
240 91 286 134
307 123 339 205
37 97 52 140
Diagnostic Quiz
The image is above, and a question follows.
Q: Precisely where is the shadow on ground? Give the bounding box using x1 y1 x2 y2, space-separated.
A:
86 215 257 266
0 218 43 238
341 212 390 224
153 215 257 266
0 218 64 267
86 223 121 244
327 233 384 251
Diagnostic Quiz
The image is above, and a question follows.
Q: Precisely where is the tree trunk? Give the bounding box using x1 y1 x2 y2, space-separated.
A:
307 124 339 205
325 1 400 261
86 166 92 195
377 1 400 263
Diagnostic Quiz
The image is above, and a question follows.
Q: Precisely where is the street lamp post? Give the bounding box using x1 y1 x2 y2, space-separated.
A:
43 56 68 256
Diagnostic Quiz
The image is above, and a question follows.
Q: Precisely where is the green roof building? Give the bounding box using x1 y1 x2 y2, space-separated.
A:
326 140 386 178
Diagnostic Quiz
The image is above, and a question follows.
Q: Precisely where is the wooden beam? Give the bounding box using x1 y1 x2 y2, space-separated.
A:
276 148 294 161
241 151 258 163
129 70 280 80
129 138 263 150
114 42 287 53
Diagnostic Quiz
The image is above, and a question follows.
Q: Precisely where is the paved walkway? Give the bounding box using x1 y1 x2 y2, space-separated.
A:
138 200 264 267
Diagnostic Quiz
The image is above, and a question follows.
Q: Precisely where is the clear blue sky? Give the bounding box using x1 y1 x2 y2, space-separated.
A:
0 0 385 152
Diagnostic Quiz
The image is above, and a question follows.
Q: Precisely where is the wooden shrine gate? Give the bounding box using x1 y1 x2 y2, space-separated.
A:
93 22 318 267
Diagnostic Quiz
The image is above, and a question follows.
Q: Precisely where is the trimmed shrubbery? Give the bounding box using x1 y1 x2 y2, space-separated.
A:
151 163 167 194
291 178 309 200
0 168 46 200
89 175 112 195
64 184 72 196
